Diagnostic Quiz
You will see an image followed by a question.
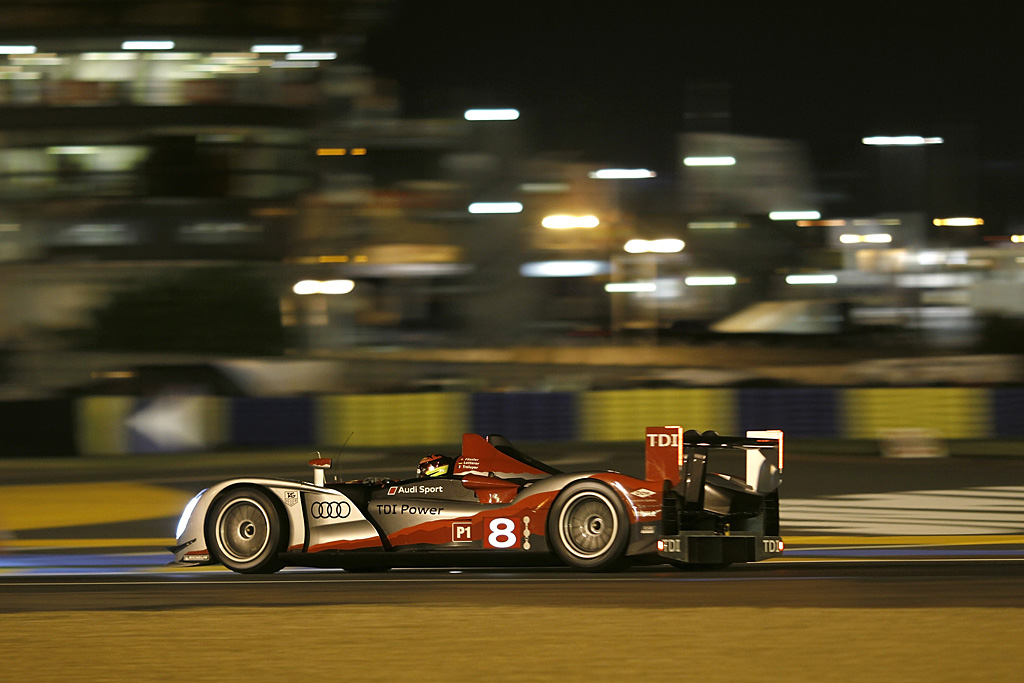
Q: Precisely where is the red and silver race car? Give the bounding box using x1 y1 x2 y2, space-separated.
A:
171 427 784 573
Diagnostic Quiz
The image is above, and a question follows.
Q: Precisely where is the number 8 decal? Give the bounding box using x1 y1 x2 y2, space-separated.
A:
486 517 519 549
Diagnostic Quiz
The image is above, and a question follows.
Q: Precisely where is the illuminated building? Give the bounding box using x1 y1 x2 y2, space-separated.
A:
0 0 395 351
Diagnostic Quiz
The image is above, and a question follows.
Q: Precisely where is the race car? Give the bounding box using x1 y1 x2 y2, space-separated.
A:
171 426 784 573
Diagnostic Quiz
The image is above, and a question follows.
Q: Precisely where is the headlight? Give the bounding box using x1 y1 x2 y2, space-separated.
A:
176 489 206 539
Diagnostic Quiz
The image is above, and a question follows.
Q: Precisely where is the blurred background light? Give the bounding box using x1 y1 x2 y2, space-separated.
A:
933 217 984 226
839 233 892 244
854 218 902 226
146 52 198 61
293 280 321 295
605 282 657 292
797 219 847 227
250 44 303 53
81 52 138 60
121 41 175 50
688 221 746 229
210 52 260 61
541 214 599 229
769 211 821 221
272 60 318 68
685 276 737 286
520 260 609 277
293 280 354 295
319 280 356 295
0 45 37 54
46 146 99 155
786 274 839 285
468 202 523 214
520 182 570 193
464 109 520 121
287 52 337 61
624 238 684 253
588 169 657 179
683 156 736 166
862 136 944 146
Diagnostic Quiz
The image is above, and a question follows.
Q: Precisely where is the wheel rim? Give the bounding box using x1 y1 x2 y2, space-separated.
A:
558 491 618 559
216 498 271 564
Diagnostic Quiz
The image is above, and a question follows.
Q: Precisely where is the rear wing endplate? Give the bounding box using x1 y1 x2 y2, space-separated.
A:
645 426 783 493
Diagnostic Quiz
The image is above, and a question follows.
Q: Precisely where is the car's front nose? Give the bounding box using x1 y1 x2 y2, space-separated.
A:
169 489 213 565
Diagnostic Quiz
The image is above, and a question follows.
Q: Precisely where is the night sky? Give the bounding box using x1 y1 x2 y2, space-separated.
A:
364 3 1020 177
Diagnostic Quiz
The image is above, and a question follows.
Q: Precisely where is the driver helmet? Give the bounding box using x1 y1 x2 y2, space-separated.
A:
417 454 453 478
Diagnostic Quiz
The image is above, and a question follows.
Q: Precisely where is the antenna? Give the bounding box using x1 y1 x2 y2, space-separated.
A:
325 433 355 482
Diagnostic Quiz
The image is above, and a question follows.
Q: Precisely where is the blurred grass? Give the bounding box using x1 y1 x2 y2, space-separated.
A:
0 482 190 531
1 606 1021 681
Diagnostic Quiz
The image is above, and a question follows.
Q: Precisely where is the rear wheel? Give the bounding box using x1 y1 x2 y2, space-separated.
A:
548 482 629 571
207 487 286 574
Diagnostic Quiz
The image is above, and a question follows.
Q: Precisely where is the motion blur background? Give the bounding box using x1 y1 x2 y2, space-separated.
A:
2 1 1023 456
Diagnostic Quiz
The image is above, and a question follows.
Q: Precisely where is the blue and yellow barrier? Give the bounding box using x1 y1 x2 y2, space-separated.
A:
472 392 577 442
7 385 1020 457
318 392 468 448
580 388 734 442
75 396 229 456
841 388 990 439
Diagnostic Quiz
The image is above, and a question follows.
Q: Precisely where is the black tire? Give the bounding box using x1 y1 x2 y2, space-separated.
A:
207 487 286 574
547 481 630 571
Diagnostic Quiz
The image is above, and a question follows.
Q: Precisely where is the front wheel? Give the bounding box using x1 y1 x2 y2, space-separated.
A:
547 481 630 571
207 487 286 574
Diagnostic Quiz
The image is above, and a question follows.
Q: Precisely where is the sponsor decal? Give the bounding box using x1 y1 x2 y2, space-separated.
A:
635 509 658 519
310 500 351 519
662 538 682 553
640 524 656 535
394 483 446 495
522 516 532 551
631 488 657 499
376 503 446 515
763 538 783 554
452 521 472 542
387 486 398 496
647 432 681 448
484 517 520 549
284 491 299 507
184 553 210 562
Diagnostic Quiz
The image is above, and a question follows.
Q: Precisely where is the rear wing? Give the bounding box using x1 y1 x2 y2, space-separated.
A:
645 426 783 494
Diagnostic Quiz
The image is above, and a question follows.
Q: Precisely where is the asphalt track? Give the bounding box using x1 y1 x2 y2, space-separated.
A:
3 445 1024 680
5 444 1024 589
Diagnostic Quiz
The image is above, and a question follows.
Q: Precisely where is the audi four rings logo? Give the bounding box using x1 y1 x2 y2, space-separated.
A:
310 501 351 519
